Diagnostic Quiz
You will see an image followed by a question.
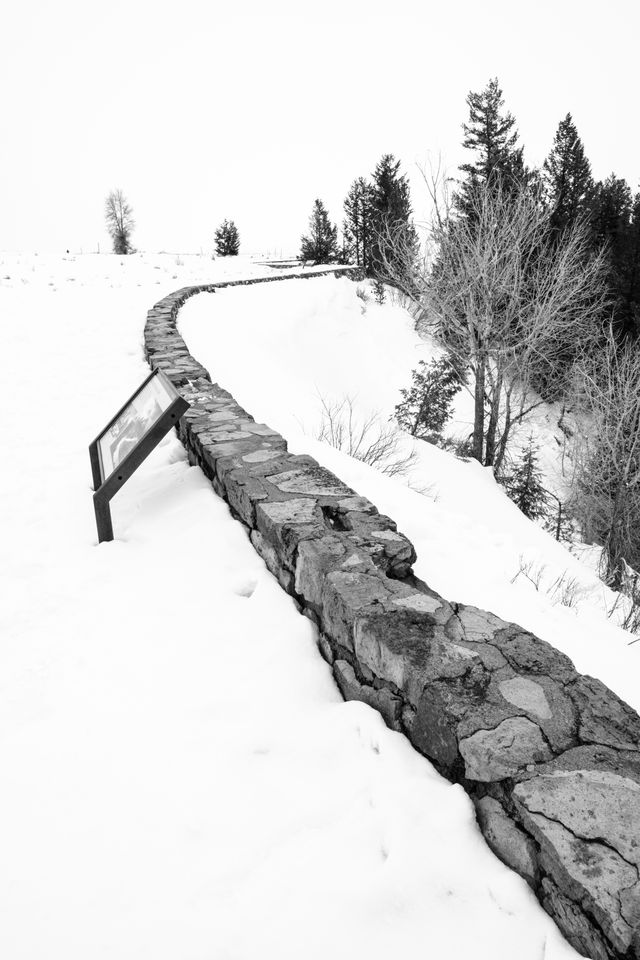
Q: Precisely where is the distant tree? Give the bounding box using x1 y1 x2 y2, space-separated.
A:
300 199 339 263
214 219 240 257
394 354 462 442
502 437 549 521
370 154 418 280
105 189 134 254
456 78 529 216
343 177 375 272
543 113 593 237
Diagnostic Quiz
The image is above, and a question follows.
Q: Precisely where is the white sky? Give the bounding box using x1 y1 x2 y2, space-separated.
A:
2 0 638 255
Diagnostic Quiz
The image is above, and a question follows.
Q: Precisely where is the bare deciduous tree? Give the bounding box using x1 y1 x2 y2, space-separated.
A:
377 176 608 473
571 327 640 590
105 189 135 254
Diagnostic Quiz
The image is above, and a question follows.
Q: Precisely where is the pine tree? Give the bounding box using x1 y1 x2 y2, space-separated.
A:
456 78 527 215
394 355 462 442
343 177 375 272
369 154 418 280
503 438 549 521
300 199 339 264
623 193 640 336
543 113 593 237
589 175 634 336
214 220 240 256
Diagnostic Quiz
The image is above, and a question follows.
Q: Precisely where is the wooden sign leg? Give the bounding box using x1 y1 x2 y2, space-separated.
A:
93 493 114 543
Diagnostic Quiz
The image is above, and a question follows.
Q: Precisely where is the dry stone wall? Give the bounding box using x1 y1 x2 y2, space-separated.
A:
144 268 640 960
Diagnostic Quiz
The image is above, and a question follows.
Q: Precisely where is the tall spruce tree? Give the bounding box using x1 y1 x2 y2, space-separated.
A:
343 177 375 272
543 113 593 237
300 199 339 264
369 153 417 280
456 78 527 215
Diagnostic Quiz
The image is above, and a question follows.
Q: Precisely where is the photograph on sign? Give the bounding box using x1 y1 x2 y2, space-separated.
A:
98 373 175 480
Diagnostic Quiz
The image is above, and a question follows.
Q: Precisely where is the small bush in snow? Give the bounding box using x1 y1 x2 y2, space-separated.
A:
395 355 461 444
355 286 370 313
315 395 417 478
373 278 386 304
510 556 547 591
547 570 583 609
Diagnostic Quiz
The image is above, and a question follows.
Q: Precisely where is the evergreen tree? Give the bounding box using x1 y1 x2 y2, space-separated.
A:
589 175 636 337
394 355 462 442
456 78 528 215
590 174 632 249
624 193 640 335
543 113 593 237
214 219 240 256
343 177 375 272
369 153 418 280
300 199 339 264
503 438 549 521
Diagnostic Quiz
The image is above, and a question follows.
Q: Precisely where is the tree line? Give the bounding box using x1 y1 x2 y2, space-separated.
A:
103 78 640 598
378 77 640 599
104 191 240 258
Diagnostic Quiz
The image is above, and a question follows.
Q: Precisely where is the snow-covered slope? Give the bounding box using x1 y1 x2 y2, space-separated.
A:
180 274 639 710
1 253 582 959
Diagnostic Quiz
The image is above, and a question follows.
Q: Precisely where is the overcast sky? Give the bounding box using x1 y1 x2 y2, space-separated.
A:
2 0 638 255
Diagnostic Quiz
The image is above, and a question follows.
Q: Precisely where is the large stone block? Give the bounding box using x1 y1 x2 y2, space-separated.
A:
269 464 354 498
256 498 326 568
321 571 396 651
568 674 640 751
475 796 538 886
460 716 553 781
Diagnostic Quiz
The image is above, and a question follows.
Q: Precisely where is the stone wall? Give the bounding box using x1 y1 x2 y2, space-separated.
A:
144 268 640 960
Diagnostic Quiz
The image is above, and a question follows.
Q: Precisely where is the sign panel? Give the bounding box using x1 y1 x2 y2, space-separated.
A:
89 369 190 543
98 372 175 483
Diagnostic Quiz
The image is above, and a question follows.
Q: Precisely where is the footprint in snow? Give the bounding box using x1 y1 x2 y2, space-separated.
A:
234 578 257 598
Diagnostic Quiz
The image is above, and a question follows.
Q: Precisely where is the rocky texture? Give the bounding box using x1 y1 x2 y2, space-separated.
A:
144 267 640 960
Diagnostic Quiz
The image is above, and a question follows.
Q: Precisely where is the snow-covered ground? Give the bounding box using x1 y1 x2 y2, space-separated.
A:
180 274 639 709
1 252 589 959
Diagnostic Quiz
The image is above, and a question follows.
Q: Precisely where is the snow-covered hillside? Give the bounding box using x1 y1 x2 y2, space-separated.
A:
0 252 602 960
180 275 638 709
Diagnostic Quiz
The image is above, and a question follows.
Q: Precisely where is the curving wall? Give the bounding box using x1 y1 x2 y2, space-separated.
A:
144 267 640 960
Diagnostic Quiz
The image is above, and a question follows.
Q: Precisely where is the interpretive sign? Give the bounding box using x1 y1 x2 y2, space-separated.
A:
89 368 190 543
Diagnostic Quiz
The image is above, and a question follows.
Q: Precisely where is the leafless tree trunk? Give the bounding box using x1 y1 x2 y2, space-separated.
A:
376 174 608 473
571 328 640 589
105 189 135 255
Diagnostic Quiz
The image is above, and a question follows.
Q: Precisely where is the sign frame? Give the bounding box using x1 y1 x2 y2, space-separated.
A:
89 368 189 543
